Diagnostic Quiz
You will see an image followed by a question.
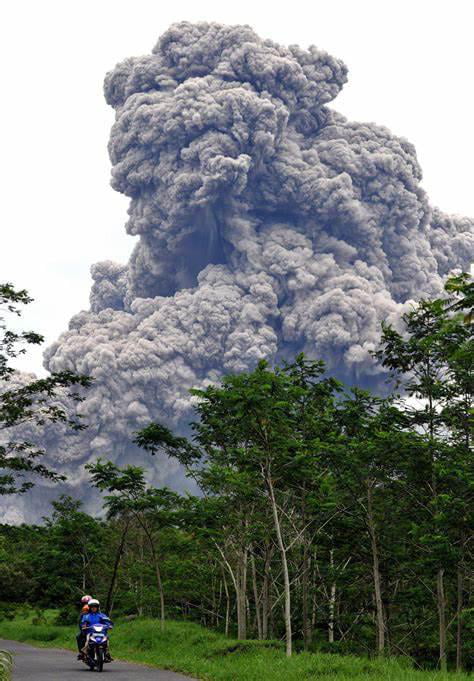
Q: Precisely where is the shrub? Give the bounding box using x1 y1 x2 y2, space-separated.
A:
0 651 12 681
54 606 78 626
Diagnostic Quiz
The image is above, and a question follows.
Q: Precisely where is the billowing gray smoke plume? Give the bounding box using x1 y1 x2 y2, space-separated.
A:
4 22 473 522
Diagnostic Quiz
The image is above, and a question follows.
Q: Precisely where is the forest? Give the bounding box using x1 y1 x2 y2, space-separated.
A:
0 274 472 675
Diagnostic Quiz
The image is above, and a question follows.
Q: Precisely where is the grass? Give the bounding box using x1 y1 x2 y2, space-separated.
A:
0 613 470 680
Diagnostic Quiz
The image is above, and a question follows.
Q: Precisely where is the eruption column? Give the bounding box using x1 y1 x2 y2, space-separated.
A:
4 22 474 520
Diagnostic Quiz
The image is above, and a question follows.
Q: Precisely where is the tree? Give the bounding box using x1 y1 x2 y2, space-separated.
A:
136 355 340 656
329 389 427 655
33 495 103 606
375 273 473 670
0 283 91 493
87 459 180 626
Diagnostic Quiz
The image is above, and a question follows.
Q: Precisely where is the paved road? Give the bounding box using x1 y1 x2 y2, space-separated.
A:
0 640 195 680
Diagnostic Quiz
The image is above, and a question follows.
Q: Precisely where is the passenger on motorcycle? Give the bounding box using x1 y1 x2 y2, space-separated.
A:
76 595 92 659
81 599 114 662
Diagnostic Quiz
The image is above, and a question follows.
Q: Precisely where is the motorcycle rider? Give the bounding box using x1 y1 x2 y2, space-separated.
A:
81 598 114 663
76 595 92 660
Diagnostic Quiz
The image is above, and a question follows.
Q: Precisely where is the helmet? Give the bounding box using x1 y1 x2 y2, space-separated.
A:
81 595 92 604
88 599 100 608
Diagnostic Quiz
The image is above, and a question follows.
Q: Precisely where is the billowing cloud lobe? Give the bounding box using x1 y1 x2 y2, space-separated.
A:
6 23 474 518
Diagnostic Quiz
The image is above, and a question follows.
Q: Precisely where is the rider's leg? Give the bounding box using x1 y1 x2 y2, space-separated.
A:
77 631 86 651
105 641 113 662
76 631 86 659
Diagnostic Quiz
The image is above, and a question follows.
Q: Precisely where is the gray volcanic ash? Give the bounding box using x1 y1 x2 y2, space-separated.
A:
4 22 473 520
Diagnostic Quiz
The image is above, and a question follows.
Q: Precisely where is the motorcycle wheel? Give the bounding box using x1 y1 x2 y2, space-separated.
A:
86 649 94 670
96 647 104 672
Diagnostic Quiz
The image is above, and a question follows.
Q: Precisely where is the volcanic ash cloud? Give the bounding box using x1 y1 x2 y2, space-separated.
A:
6 22 474 517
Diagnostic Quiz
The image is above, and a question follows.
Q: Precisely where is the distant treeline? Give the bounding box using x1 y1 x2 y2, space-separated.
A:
0 275 472 672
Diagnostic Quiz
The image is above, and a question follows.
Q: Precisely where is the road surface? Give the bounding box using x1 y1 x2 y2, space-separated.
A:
0 639 196 680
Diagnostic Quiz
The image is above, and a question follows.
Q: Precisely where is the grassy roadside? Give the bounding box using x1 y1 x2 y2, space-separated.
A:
0 613 470 681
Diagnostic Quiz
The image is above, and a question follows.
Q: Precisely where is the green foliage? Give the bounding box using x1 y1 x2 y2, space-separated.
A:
444 272 474 324
0 283 92 494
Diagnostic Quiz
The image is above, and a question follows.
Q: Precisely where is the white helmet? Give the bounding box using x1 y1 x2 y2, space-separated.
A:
88 599 100 608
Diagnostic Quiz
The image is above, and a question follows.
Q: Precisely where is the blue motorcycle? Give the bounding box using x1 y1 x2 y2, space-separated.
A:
83 623 111 672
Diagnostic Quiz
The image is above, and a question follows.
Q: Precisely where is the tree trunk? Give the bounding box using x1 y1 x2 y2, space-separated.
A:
217 578 223 629
311 548 318 631
153 551 166 630
215 543 245 638
261 545 271 640
222 569 230 637
82 553 87 592
105 517 130 615
211 575 217 628
367 480 385 655
328 548 336 643
138 532 144 616
300 486 311 650
456 566 463 672
139 518 166 629
246 596 251 635
302 536 311 649
267 471 292 656
236 545 248 639
437 568 447 672
250 551 262 639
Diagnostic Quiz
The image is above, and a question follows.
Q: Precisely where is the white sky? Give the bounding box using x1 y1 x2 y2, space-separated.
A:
2 0 473 375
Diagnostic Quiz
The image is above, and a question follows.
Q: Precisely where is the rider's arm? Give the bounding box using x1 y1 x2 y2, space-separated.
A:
100 614 113 628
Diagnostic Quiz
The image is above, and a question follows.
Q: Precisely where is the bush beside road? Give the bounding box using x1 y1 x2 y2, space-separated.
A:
0 651 12 681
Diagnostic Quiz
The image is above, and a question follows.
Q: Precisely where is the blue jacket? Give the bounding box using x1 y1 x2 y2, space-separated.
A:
82 612 113 632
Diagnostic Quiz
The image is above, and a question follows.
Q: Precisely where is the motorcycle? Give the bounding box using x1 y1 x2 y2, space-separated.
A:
83 623 111 672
